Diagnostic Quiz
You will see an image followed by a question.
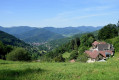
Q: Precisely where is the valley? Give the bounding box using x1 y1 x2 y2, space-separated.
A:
0 26 101 51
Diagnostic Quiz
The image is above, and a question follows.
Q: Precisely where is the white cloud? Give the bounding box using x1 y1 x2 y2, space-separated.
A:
38 6 115 27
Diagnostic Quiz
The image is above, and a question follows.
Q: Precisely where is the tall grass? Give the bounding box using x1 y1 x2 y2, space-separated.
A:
0 53 119 80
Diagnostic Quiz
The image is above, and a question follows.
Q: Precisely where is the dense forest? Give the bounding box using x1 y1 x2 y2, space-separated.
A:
0 30 29 47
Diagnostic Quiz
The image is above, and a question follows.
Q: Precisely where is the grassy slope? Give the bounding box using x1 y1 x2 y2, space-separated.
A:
0 53 119 80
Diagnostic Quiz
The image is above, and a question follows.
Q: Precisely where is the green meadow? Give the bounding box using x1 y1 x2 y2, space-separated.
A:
0 53 119 80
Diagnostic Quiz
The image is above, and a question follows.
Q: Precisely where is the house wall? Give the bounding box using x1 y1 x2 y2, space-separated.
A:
98 54 103 60
87 58 95 63
92 45 97 49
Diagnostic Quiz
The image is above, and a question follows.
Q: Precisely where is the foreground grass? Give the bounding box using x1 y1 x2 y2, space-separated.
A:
0 53 119 80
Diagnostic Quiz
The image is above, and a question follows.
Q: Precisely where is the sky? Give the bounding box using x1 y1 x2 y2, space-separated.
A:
0 0 119 28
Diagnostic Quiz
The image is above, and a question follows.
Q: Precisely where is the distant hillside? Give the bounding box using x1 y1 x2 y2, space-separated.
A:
39 32 88 51
43 26 102 36
0 30 29 47
0 26 102 37
39 37 72 51
0 26 36 35
0 26 102 43
16 28 65 43
39 30 100 51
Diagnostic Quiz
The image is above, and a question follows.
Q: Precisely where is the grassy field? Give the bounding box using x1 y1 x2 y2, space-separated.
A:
0 53 119 80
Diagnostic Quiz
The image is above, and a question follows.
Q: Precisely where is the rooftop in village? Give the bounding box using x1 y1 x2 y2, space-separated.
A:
85 41 114 62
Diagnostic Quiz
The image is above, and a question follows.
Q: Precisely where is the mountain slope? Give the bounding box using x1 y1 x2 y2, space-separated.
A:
43 26 102 36
16 28 65 42
0 26 36 35
39 30 100 51
0 26 102 43
0 26 102 36
0 30 29 47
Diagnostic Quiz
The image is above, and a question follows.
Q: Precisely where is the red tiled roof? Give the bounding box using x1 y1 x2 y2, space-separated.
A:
92 41 106 46
92 41 99 46
85 50 99 59
106 50 113 55
70 59 75 63
99 51 106 57
85 50 113 59
99 50 113 57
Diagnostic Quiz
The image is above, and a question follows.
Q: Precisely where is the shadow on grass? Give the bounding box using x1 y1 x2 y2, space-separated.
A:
0 63 10 64
0 68 44 80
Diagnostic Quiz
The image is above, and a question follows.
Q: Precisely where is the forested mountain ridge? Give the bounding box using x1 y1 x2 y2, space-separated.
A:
38 30 99 51
0 26 102 37
0 30 29 47
0 26 102 43
43 26 102 36
38 33 84 51
16 28 65 43
0 26 36 35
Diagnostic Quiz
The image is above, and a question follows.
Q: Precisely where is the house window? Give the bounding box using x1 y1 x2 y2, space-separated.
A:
105 52 111 57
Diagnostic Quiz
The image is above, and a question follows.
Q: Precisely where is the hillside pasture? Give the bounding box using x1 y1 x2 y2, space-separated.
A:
0 53 119 80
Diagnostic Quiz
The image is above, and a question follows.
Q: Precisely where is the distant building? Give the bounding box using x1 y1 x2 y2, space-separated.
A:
70 59 75 63
85 41 114 63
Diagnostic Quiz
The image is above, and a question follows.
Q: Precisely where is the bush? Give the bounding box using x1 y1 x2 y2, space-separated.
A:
106 36 119 52
0 41 13 60
77 53 88 62
78 46 88 55
53 54 65 62
6 48 31 61
80 33 95 47
69 50 78 60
